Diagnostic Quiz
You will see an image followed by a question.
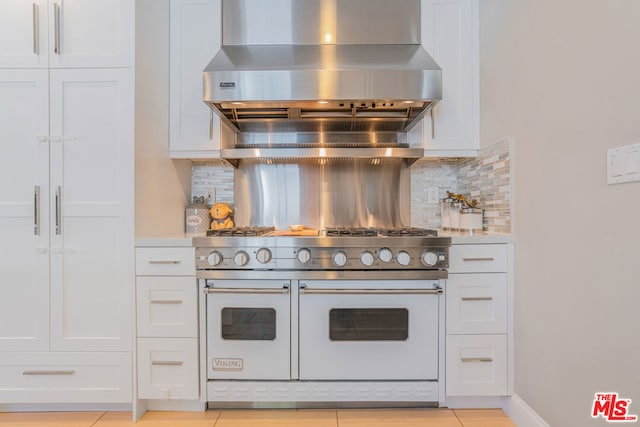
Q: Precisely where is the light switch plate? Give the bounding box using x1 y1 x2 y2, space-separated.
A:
607 143 640 185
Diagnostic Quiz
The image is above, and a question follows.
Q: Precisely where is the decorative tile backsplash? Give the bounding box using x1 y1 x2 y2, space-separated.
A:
458 140 511 233
411 140 511 233
410 161 460 229
190 140 511 232
191 161 234 205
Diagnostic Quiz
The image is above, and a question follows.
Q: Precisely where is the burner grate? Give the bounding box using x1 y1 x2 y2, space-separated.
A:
207 226 275 237
375 227 438 237
325 227 377 237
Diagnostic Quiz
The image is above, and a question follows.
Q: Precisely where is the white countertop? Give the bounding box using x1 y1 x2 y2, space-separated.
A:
135 233 196 247
442 230 514 244
136 231 514 247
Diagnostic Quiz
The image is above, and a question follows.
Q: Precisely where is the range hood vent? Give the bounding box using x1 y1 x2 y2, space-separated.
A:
213 99 434 133
204 0 442 163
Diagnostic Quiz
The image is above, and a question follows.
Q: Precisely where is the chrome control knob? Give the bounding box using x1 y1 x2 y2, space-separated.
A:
256 248 272 264
378 248 393 263
396 251 411 266
233 251 249 266
360 251 375 267
207 251 223 266
421 251 439 266
297 248 311 264
332 250 348 267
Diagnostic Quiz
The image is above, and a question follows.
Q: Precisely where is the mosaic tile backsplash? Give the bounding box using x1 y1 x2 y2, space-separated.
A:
191 161 234 205
411 140 511 232
190 140 511 233
458 140 511 233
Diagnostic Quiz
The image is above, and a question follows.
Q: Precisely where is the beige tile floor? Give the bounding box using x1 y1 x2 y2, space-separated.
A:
0 409 516 427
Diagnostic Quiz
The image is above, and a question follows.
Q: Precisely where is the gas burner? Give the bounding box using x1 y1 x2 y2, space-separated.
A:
375 227 438 237
325 227 377 237
207 226 275 237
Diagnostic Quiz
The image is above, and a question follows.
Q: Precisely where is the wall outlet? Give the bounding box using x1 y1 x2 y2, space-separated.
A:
427 186 439 204
207 189 216 205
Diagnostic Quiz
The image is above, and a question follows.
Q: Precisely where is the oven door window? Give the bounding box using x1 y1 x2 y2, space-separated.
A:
221 308 276 340
329 308 408 341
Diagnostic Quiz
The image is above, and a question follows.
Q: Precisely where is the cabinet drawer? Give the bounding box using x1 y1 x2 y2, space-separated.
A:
137 276 198 338
447 273 507 334
136 248 195 276
449 244 508 273
0 352 132 403
137 338 199 400
446 335 507 396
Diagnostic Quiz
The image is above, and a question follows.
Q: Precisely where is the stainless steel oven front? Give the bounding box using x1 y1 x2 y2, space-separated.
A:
298 279 441 381
205 278 441 382
205 279 291 381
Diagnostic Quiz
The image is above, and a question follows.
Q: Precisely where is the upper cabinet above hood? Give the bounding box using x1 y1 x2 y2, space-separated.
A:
203 0 442 162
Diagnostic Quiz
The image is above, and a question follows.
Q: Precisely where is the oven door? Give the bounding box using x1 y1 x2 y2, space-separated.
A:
206 279 290 380
298 280 441 381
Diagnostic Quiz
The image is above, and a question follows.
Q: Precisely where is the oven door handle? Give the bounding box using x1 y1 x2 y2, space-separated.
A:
204 286 290 295
298 288 443 295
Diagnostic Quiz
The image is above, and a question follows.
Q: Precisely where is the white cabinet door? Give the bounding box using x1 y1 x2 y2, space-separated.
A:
137 338 199 400
0 0 49 68
446 334 507 396
49 69 134 352
0 352 132 403
0 70 50 351
136 276 198 338
422 0 478 155
169 0 221 156
48 0 133 68
446 273 508 335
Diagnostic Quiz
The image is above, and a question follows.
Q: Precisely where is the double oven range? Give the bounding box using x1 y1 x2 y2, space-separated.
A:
194 227 451 407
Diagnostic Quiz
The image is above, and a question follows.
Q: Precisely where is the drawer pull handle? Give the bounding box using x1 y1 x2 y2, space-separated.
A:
299 288 443 295
150 299 183 304
32 3 39 54
462 257 495 262
148 260 181 265
461 357 493 363
22 370 75 376
205 287 290 295
151 361 184 366
460 297 493 301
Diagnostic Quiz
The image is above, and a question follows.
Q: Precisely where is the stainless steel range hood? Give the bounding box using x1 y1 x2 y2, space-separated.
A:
203 0 442 164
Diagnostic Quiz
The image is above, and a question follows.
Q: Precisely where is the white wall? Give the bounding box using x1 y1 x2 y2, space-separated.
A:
135 0 192 237
480 1 640 426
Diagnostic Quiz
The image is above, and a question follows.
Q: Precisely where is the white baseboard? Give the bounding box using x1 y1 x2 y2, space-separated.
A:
442 396 503 408
146 399 206 412
0 403 131 412
501 394 551 427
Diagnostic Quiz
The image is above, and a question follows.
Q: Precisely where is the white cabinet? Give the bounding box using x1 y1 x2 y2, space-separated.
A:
422 0 479 157
0 0 48 68
135 246 199 401
0 352 132 403
447 273 507 335
446 335 508 396
449 244 508 273
169 0 222 158
136 247 198 276
0 29 134 404
137 276 198 338
0 69 50 352
0 69 133 355
48 69 134 352
0 0 133 69
137 338 199 400
446 244 510 397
